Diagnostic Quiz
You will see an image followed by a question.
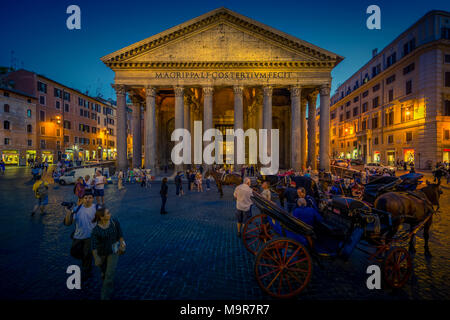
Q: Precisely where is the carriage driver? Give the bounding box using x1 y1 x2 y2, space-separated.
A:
297 187 318 211
292 198 324 229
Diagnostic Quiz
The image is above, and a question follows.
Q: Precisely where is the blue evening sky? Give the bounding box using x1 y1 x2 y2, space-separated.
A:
1 0 449 100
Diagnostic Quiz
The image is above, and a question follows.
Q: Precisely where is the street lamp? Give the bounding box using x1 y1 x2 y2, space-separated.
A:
103 128 109 160
51 115 63 161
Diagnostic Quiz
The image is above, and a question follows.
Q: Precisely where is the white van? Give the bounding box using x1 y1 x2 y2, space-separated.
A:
59 167 102 185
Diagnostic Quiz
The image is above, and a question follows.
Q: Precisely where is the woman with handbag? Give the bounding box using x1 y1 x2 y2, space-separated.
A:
91 207 125 300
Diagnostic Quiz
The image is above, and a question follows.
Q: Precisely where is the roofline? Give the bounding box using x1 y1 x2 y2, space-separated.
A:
33 72 113 106
0 86 37 99
334 9 450 95
101 7 343 64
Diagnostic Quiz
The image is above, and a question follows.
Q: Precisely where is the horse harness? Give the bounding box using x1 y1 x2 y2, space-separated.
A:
405 190 437 215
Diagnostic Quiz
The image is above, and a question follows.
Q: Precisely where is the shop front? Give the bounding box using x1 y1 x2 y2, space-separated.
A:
41 151 54 164
443 148 450 163
373 151 381 163
403 148 415 163
1 150 19 165
387 150 396 166
63 149 74 160
26 150 36 165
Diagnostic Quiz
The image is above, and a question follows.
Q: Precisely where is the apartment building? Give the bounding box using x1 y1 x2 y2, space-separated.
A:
0 86 37 165
2 69 117 164
329 10 450 169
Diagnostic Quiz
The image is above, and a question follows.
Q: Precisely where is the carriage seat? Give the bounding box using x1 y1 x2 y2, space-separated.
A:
315 220 348 240
330 196 371 216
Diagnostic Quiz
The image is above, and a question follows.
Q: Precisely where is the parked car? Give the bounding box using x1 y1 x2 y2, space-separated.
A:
333 159 349 168
350 159 364 166
59 167 101 185
364 162 396 173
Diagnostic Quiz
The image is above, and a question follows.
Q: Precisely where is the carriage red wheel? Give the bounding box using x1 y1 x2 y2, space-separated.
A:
383 247 412 289
254 238 312 298
242 214 273 255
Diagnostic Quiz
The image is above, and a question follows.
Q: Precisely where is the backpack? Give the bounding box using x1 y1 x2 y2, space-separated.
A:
36 182 48 199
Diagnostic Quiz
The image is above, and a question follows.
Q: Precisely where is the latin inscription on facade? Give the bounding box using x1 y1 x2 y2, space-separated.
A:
155 71 292 80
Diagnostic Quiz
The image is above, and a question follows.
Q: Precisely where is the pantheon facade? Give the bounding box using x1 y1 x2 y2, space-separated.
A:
101 7 343 173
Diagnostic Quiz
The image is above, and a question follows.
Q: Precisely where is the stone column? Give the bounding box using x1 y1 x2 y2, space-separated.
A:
155 102 161 171
234 86 244 169
144 86 157 173
174 86 184 172
184 95 191 136
113 84 127 171
131 94 142 169
284 108 290 169
263 86 273 162
300 97 307 170
319 84 331 171
307 91 318 170
290 86 301 171
203 86 214 165
184 95 192 169
257 100 264 130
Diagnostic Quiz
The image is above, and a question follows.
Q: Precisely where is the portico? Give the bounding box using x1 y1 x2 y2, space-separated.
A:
101 7 342 172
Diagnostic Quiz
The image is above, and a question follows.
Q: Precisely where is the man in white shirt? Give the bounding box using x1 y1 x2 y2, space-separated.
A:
233 177 253 237
94 170 107 205
64 189 97 281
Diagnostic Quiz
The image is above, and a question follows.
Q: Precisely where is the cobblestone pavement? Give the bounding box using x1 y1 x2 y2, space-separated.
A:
0 167 449 300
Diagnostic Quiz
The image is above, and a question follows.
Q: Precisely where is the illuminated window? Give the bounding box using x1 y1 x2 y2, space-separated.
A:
401 105 414 122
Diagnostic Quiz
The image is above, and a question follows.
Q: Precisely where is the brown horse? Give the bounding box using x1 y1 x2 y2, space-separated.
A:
205 169 243 197
374 181 442 257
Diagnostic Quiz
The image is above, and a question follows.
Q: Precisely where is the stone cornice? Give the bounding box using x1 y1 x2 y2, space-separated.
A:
105 60 336 70
101 8 343 66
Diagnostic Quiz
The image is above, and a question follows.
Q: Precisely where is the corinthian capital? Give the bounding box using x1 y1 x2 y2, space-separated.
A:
145 85 156 98
263 85 273 97
233 86 244 96
320 84 331 96
202 86 214 96
112 84 126 95
290 85 301 98
174 86 184 97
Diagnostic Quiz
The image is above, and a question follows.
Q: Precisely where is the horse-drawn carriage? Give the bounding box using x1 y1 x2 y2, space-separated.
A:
241 191 431 298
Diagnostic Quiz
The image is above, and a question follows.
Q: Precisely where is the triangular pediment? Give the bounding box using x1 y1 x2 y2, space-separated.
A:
101 7 343 68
